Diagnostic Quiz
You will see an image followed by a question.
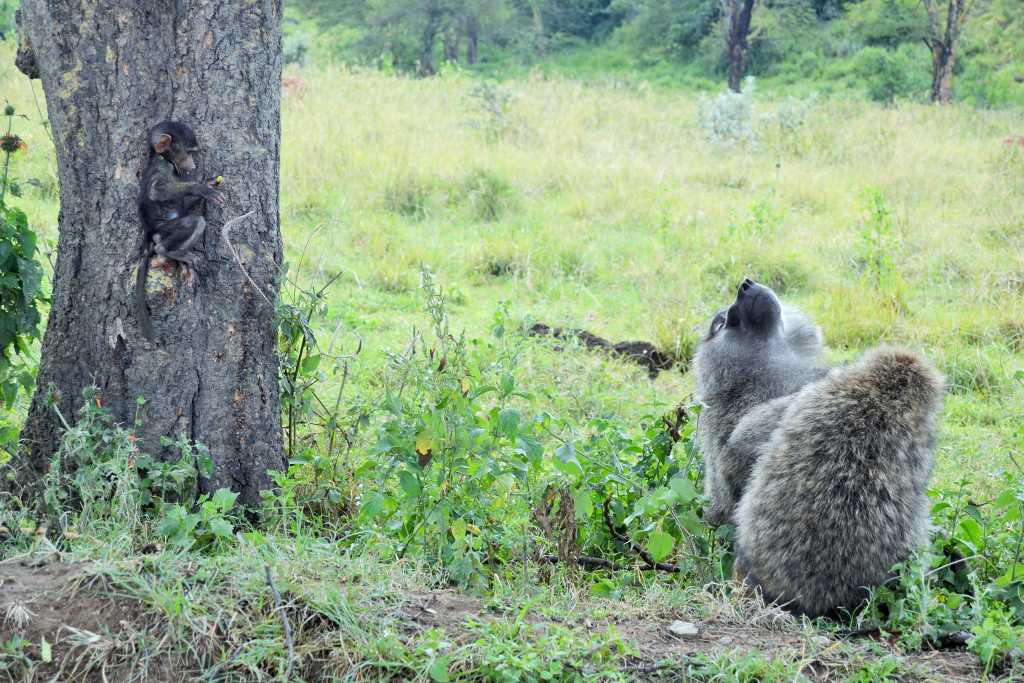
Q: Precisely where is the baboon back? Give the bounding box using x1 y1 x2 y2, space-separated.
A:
734 347 943 617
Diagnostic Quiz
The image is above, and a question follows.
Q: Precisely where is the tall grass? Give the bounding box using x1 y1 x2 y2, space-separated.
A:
279 65 1023 488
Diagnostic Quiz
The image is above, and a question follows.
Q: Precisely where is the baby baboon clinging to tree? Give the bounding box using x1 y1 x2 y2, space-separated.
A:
136 120 225 340
693 278 827 526
734 345 943 617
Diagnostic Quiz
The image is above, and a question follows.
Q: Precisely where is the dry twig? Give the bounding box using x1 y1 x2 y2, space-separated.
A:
220 211 274 305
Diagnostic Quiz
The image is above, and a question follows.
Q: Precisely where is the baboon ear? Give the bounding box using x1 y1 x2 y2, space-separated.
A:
151 132 172 154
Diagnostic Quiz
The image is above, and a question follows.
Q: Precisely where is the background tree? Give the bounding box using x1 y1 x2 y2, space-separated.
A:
725 0 757 91
921 0 972 103
11 0 285 506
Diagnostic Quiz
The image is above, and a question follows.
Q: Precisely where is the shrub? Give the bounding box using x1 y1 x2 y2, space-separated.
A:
855 46 927 104
455 169 518 222
384 170 435 220
854 187 905 309
697 79 756 147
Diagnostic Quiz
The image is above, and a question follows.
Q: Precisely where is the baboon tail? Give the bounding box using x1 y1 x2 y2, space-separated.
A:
136 249 153 341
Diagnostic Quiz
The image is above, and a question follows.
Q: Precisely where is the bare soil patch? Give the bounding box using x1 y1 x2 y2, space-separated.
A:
0 559 178 682
400 588 983 682
2 562 985 682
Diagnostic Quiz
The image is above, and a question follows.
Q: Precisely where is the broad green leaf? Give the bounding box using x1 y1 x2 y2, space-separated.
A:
996 564 1024 587
553 443 583 480
428 657 451 682
669 476 697 503
498 408 520 438
590 578 615 598
211 488 239 511
958 517 984 550
451 518 467 542
647 528 675 563
359 492 386 520
209 518 233 539
399 470 421 498
573 488 594 520
40 637 51 663
300 353 321 374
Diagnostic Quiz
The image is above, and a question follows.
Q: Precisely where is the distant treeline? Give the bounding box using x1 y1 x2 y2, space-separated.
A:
288 0 1024 106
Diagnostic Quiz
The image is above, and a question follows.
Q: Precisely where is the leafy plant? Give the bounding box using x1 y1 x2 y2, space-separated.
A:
0 104 43 408
42 387 236 551
855 187 904 310
687 649 806 682
855 46 925 104
728 191 786 238
697 79 756 147
357 271 546 586
467 81 513 143
157 488 239 551
275 268 363 523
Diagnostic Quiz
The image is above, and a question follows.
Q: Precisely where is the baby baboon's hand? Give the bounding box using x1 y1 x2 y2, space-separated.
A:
204 184 226 206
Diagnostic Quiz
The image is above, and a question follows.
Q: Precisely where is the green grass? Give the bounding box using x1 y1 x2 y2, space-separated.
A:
274 63 1022 491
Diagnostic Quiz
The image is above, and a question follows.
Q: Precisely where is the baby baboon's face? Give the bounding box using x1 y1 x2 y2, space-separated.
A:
706 278 782 340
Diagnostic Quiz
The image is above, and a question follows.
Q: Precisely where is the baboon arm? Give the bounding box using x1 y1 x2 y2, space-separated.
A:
711 396 793 526
703 463 733 528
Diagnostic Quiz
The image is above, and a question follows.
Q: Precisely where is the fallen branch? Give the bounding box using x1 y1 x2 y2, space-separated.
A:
220 211 274 305
264 564 295 682
528 323 674 378
538 553 622 571
603 498 681 573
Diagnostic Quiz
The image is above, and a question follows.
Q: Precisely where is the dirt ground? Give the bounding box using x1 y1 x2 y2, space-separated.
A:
0 561 987 682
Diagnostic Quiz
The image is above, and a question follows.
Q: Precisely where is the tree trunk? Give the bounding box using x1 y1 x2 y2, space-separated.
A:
466 13 479 65
922 0 968 104
443 27 459 64
12 0 285 507
530 0 546 55
930 43 955 103
419 3 442 76
726 0 756 93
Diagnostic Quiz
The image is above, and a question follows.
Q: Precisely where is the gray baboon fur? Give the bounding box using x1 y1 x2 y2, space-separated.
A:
734 346 944 617
694 279 827 526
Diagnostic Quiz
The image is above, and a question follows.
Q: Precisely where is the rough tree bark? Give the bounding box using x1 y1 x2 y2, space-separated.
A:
725 0 756 93
443 26 460 64
529 0 546 56
418 1 444 76
465 13 479 65
12 1 285 506
922 0 970 104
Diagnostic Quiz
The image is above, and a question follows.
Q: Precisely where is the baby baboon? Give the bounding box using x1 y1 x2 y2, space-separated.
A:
693 278 827 526
734 346 943 617
136 120 225 340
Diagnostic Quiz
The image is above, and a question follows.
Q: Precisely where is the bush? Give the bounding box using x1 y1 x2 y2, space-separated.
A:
383 170 435 219
454 169 518 222
697 79 756 147
840 0 928 48
855 45 928 104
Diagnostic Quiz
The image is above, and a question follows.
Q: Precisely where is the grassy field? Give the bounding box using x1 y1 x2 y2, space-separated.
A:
275 65 1023 490
2 49 1024 681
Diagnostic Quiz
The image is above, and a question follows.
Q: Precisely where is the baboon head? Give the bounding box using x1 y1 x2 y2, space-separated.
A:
695 277 823 403
147 120 200 175
706 278 783 341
